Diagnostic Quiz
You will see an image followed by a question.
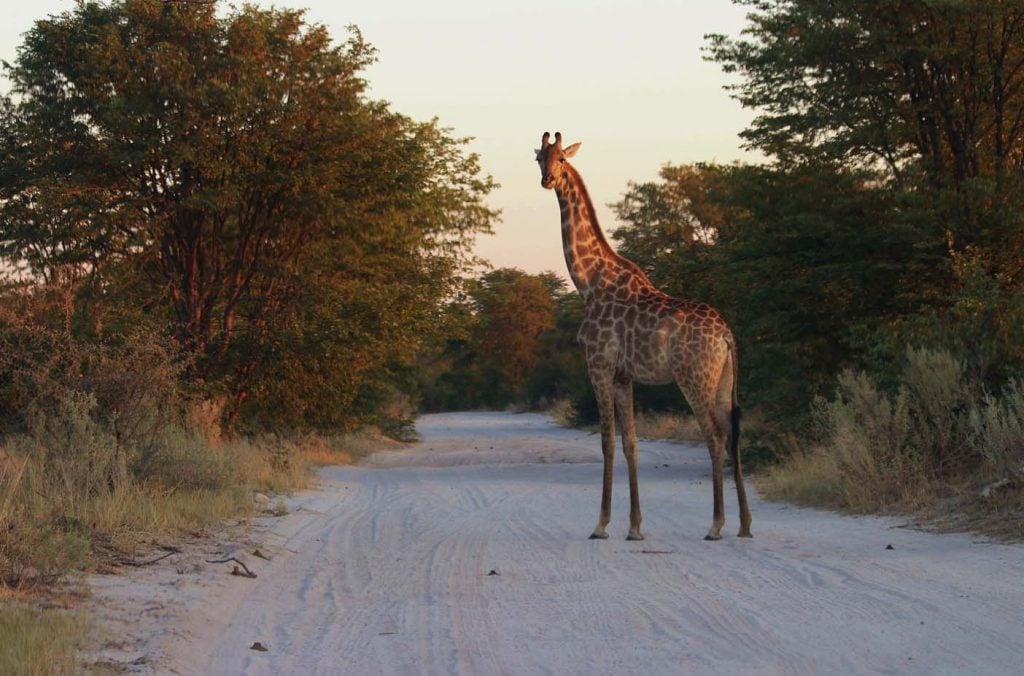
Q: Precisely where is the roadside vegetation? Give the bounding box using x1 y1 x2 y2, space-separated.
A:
0 283 386 672
3 0 1024 670
0 603 88 676
0 0 493 670
762 348 1024 537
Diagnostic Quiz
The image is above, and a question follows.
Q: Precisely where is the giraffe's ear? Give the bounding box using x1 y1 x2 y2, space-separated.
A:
563 142 581 158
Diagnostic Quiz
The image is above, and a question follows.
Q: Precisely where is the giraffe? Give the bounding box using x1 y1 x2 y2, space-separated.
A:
535 131 752 541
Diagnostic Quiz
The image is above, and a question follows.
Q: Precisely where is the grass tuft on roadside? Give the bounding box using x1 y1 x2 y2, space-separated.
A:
632 411 705 443
0 602 88 676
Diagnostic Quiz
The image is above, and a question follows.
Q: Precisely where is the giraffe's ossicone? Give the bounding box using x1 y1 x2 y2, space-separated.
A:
536 131 752 541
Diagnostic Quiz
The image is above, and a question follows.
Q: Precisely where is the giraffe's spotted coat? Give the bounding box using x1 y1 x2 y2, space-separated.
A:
536 131 752 541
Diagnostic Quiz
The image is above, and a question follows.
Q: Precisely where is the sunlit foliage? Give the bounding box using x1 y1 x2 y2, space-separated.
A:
0 1 497 430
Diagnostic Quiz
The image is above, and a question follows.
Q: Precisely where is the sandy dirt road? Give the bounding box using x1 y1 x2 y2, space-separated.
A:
149 411 1024 675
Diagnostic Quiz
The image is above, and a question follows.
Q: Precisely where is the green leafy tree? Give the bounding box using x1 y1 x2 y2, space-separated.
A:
419 269 560 411
471 269 557 399
706 0 1024 185
706 0 1024 285
0 1 496 429
612 161 948 425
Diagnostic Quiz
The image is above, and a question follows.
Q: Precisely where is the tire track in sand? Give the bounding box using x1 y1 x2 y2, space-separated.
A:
178 412 1024 676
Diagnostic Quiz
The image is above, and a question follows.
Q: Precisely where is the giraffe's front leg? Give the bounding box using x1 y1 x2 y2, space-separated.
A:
615 378 643 541
590 375 616 540
590 444 613 540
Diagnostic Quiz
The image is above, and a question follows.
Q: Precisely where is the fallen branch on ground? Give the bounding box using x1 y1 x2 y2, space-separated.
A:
117 545 183 567
206 556 257 578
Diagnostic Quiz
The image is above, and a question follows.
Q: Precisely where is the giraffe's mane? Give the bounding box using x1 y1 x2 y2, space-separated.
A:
564 162 654 286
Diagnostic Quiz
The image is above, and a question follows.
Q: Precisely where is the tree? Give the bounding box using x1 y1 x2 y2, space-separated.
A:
0 1 497 428
707 0 1024 186
418 269 560 411
611 162 947 423
611 163 742 299
693 0 1024 418
471 269 557 398
706 1 1024 282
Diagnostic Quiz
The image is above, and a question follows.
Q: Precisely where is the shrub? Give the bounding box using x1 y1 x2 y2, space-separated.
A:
82 328 187 470
811 368 924 510
0 281 379 591
900 347 975 471
763 347 1024 514
546 398 577 427
968 379 1024 478
1 452 92 587
0 526 91 587
17 391 124 509
135 425 235 492
0 282 187 448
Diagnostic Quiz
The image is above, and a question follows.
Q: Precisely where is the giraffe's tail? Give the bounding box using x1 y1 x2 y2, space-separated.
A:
728 337 741 464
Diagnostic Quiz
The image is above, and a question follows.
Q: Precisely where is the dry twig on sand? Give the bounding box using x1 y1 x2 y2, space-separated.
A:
117 545 183 567
206 556 258 578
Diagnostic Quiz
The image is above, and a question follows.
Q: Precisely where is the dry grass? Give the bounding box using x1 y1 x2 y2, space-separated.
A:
94 485 252 541
633 411 705 443
757 445 940 514
1 427 385 587
546 398 577 428
546 400 708 445
758 440 1024 537
918 487 1024 540
276 430 391 470
0 602 88 675
759 350 1024 538
757 449 844 508
1 429 384 577
0 425 389 671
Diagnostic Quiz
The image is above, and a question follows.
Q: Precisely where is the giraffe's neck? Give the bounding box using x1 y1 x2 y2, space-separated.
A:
553 164 628 299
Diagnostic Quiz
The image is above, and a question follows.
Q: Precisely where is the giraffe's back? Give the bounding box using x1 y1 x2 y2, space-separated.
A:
579 287 733 387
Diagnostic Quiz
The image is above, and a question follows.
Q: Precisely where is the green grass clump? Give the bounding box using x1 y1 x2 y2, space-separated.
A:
0 603 87 676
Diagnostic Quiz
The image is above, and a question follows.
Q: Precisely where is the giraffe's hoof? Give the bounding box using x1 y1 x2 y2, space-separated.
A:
738 529 753 538
589 531 609 540
704 533 723 541
626 532 645 541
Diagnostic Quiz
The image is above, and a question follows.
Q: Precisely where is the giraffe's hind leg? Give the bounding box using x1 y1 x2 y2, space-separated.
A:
733 434 753 539
677 373 729 541
719 350 752 538
702 404 730 541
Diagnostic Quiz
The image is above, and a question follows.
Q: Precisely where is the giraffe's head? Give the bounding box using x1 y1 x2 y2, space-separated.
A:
536 131 581 189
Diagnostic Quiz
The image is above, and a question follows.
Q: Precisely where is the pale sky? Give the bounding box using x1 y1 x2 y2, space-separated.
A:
1 0 758 279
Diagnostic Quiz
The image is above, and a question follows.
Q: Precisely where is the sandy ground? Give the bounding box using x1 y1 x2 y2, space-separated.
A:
86 411 1024 675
